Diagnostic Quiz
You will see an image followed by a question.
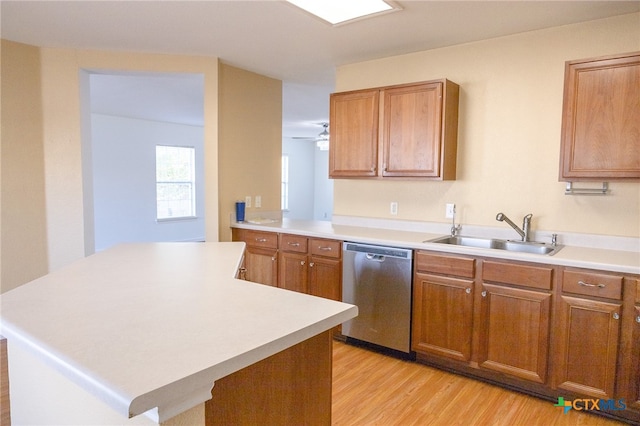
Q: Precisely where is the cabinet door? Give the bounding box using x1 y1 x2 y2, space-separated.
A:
478 284 551 384
245 247 278 287
329 90 380 178
308 256 341 301
278 251 308 293
381 82 443 177
555 295 622 398
412 272 474 362
631 306 640 409
559 52 640 180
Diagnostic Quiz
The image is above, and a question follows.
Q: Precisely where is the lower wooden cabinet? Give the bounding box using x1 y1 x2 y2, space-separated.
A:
412 272 474 362
477 261 553 384
232 229 278 287
233 229 341 302
412 252 475 362
553 269 623 399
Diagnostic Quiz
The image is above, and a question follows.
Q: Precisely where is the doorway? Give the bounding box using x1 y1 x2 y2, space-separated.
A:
80 71 205 253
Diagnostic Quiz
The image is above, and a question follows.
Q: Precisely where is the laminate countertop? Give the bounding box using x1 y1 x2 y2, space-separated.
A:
232 218 640 275
0 242 357 423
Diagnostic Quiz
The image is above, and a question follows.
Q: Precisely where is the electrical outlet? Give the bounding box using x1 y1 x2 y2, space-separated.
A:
445 203 456 219
390 202 398 215
255 195 262 208
245 196 251 208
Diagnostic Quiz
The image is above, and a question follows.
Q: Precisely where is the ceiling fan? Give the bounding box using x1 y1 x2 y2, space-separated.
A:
291 123 330 150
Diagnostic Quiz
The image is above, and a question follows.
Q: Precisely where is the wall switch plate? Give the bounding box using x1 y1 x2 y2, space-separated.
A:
255 195 262 208
390 202 398 215
245 196 251 208
446 203 455 219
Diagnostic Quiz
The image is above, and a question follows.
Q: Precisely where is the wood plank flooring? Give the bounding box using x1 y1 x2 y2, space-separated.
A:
332 341 625 426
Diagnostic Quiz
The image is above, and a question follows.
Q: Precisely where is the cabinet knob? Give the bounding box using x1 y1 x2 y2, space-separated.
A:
481 290 487 298
636 315 640 324
465 287 471 294
271 257 276 261
300 261 305 266
309 262 315 267
613 312 620 320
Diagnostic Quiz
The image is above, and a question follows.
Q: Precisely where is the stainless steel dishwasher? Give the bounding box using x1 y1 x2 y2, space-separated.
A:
342 242 413 354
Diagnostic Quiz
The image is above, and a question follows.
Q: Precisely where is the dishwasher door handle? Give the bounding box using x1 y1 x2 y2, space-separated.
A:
365 253 386 262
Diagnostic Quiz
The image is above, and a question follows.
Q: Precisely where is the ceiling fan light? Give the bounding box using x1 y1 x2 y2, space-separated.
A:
316 139 330 151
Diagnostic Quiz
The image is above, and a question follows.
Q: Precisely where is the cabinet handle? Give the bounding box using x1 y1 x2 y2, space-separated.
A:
578 280 605 288
271 257 276 261
481 290 487 298
465 287 471 294
300 261 305 266
256 238 268 242
318 246 332 251
287 242 300 247
613 312 620 320
309 262 315 267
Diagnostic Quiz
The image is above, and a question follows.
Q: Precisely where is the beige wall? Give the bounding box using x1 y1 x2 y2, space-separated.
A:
1 44 220 284
218 64 282 242
333 13 640 238
1 40 49 293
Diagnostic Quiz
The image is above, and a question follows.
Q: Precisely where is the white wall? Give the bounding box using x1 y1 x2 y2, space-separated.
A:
282 139 315 220
282 139 333 221
313 149 333 221
91 114 205 251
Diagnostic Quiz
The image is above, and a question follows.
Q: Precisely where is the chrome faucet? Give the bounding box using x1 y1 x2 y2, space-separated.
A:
450 204 462 237
496 212 532 242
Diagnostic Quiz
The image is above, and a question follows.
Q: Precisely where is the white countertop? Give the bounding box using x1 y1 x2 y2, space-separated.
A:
0 242 358 422
233 218 640 275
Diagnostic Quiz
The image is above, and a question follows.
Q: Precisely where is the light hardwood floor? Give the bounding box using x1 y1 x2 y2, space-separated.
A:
332 341 626 426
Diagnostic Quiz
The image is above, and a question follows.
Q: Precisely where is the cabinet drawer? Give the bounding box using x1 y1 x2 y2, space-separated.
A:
244 231 278 249
310 239 341 259
483 261 553 290
280 234 308 253
562 269 623 300
415 252 475 278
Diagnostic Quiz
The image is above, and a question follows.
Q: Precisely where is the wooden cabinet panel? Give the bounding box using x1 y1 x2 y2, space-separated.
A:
309 239 341 259
329 89 379 177
309 257 342 301
415 251 475 278
280 234 308 254
633 306 640 408
382 83 443 177
244 247 278 287
554 295 622 399
329 79 459 180
412 272 474 362
478 284 551 384
562 269 623 300
279 251 308 293
483 261 553 290
559 52 640 180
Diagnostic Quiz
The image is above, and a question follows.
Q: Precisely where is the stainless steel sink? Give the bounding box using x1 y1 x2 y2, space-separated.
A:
426 235 563 256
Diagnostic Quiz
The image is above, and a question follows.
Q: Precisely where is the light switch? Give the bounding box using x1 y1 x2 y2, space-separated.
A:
255 195 262 208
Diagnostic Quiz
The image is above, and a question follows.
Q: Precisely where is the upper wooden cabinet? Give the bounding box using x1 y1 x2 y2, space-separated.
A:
559 52 640 181
329 79 459 180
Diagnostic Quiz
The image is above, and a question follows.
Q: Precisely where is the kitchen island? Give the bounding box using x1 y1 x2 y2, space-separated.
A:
0 242 357 425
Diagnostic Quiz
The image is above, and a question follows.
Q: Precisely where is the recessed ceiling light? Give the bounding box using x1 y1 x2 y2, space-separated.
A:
286 0 400 26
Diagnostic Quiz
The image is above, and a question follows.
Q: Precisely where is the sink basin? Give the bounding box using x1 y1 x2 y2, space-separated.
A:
426 235 563 256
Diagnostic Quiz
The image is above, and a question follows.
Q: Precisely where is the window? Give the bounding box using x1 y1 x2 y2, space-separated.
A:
156 145 196 220
281 154 289 211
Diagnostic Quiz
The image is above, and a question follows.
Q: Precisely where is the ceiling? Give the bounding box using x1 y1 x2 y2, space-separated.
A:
2 1 639 139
